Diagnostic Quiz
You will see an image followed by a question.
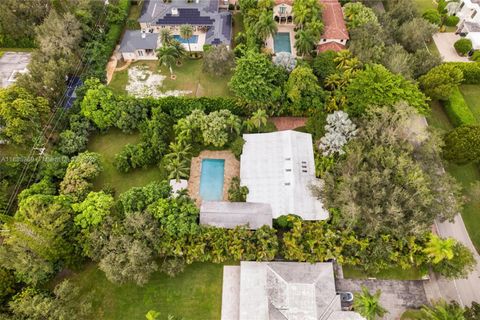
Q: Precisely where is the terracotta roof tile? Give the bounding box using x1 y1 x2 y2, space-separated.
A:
319 0 349 40
316 41 346 52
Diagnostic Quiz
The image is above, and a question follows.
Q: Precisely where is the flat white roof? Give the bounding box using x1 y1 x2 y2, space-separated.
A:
240 130 328 220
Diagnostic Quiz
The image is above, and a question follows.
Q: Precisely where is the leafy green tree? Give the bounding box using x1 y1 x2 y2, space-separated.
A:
381 44 413 80
60 151 102 201
411 48 442 78
179 24 193 53
80 78 117 130
0 86 49 145
348 22 386 64
353 287 388 320
229 51 284 107
318 104 462 238
423 9 442 25
246 109 268 132
312 50 337 83
432 242 476 279
464 302 480 320
423 235 455 264
160 28 173 46
164 157 190 182
228 176 249 202
343 2 379 29
398 18 437 52
119 180 171 214
58 129 89 155
285 65 324 115
35 11 82 57
345 64 428 116
9 280 92 320
254 10 277 41
72 191 114 229
203 44 235 76
443 125 480 164
0 267 15 305
421 300 465 320
419 64 464 100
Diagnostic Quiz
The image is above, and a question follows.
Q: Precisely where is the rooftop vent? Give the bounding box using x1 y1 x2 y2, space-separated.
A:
171 7 179 16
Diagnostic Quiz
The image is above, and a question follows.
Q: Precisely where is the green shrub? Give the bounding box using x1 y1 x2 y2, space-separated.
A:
273 214 302 230
443 86 477 127
444 15 460 27
454 38 473 56
423 9 442 25
470 51 480 62
443 124 480 164
126 18 140 29
228 177 249 202
230 137 245 159
448 62 480 83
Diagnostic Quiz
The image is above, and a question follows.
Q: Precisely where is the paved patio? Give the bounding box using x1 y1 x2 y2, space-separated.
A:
335 279 428 320
432 33 471 62
188 150 240 206
0 52 31 88
221 266 240 320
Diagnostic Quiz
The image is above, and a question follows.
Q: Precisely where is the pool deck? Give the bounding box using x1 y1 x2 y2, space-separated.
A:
188 150 240 206
266 24 297 56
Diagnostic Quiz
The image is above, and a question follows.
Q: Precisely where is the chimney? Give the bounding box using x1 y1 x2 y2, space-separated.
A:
172 7 179 16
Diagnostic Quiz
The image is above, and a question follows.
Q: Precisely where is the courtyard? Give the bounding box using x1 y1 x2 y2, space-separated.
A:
0 51 31 88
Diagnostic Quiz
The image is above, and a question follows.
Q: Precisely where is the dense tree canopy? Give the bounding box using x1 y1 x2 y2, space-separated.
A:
443 125 480 164
285 66 325 115
419 64 464 100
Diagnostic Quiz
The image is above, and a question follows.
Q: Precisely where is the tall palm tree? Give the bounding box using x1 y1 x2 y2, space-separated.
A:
334 50 354 69
250 109 268 132
353 286 388 320
254 11 277 41
160 28 173 46
179 24 193 53
305 19 323 39
294 30 315 57
156 45 178 77
421 300 465 320
165 141 191 162
165 157 190 182
293 5 309 29
170 39 186 64
423 235 456 264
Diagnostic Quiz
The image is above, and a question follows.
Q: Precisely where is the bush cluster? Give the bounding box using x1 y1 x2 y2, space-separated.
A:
448 62 480 83
443 86 477 127
444 15 460 27
454 38 473 56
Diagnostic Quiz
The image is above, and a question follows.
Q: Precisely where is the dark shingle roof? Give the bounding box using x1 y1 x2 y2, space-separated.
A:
119 30 159 52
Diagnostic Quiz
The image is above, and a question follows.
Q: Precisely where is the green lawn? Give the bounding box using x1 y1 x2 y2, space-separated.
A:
342 266 425 280
413 0 436 13
109 59 232 97
401 309 424 319
70 262 224 320
87 129 166 195
427 100 480 252
459 84 480 123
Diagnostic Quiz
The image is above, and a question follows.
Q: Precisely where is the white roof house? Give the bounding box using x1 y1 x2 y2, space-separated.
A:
221 261 365 320
240 130 328 220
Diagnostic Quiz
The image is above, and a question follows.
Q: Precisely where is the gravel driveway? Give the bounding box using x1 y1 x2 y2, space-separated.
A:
335 279 428 320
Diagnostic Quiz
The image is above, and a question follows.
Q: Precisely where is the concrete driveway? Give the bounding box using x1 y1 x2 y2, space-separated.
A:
432 33 471 62
335 279 428 320
0 52 31 88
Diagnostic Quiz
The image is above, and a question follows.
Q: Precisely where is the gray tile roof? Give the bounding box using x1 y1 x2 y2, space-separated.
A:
119 30 159 52
200 201 273 229
139 0 231 45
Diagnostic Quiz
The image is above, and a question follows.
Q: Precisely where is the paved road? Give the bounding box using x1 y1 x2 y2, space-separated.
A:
336 279 428 320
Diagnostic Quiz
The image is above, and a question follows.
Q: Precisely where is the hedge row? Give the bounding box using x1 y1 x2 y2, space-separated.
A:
443 86 477 127
448 62 480 84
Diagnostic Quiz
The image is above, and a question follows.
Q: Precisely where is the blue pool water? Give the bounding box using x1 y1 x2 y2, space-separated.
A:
173 35 199 44
200 159 225 201
274 32 291 53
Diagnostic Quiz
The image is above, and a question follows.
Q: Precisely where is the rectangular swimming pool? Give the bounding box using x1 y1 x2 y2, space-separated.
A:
274 32 291 53
200 159 225 201
173 34 199 44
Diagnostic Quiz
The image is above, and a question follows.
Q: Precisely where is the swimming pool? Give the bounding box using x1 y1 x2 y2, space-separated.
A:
274 32 291 53
173 34 199 44
200 159 225 201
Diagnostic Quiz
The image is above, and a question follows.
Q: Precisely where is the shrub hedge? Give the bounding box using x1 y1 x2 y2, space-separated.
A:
444 15 460 27
448 62 480 84
443 86 477 127
454 38 472 56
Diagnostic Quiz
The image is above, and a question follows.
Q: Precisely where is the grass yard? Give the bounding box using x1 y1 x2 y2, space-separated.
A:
342 266 425 280
459 84 480 122
413 0 436 13
427 100 480 252
109 59 232 97
70 262 224 320
87 129 166 195
401 309 424 319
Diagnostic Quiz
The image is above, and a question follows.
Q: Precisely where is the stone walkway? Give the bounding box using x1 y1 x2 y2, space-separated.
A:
432 33 471 62
270 117 307 131
188 150 240 206
335 279 428 320
106 56 118 84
